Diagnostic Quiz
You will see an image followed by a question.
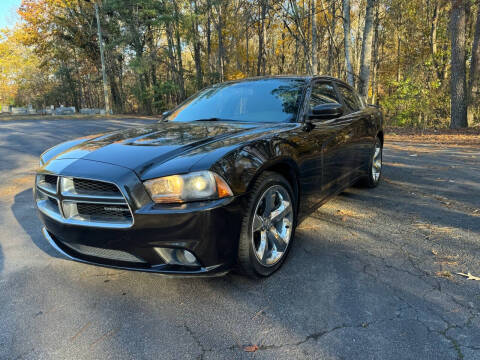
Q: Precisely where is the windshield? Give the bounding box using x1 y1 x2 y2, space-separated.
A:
167 79 306 123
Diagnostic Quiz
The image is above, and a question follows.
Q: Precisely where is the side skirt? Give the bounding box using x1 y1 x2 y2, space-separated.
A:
297 174 364 225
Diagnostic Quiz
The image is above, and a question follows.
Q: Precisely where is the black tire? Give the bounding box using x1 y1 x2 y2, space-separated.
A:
237 171 297 278
359 136 383 188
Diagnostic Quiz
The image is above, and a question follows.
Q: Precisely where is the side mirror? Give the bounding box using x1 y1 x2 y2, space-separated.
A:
309 103 343 120
161 110 172 121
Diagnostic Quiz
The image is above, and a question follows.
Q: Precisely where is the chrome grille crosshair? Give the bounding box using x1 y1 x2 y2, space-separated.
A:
35 175 133 228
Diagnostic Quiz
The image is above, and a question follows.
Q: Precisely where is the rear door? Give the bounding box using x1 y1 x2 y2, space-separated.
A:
334 82 372 175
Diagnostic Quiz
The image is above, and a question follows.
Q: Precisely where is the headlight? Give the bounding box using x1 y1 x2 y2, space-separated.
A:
144 170 233 203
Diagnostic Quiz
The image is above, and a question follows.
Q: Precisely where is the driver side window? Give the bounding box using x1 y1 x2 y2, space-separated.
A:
309 82 340 110
336 83 363 113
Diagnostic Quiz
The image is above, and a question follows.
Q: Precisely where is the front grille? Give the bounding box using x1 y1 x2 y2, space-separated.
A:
60 241 146 263
47 196 59 209
72 178 120 196
77 203 132 221
35 175 133 228
36 174 58 194
44 175 58 186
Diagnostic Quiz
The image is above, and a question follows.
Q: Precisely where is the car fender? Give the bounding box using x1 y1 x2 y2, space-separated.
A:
209 137 301 196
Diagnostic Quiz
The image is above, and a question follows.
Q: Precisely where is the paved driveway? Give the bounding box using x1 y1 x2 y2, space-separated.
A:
0 118 479 360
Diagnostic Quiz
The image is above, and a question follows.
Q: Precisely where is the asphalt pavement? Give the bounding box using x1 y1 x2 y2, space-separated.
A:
0 118 479 360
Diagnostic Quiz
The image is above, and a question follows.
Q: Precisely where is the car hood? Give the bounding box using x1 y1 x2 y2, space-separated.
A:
43 121 291 177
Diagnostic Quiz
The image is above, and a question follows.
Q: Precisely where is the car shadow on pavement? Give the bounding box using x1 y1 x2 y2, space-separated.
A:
11 188 62 259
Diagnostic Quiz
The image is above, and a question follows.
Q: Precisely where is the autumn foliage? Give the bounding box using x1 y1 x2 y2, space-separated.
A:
0 0 478 129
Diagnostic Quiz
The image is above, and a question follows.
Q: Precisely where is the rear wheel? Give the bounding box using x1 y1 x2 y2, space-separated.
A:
237 172 296 277
362 136 383 188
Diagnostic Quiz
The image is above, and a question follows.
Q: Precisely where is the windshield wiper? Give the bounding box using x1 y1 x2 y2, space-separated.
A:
192 117 236 122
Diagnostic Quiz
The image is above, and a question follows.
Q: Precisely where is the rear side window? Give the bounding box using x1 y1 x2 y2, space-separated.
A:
309 82 340 109
337 84 363 113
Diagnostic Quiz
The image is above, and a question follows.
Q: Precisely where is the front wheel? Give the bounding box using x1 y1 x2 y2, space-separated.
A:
237 172 297 277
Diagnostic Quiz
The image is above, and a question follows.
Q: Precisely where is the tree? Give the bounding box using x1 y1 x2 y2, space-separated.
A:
342 0 354 86
257 0 267 76
311 0 318 74
358 0 375 98
450 0 468 129
468 2 480 124
0 28 49 107
2 0 476 127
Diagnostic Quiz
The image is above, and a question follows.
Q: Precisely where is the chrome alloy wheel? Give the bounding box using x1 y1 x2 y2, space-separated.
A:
372 140 382 182
251 185 293 266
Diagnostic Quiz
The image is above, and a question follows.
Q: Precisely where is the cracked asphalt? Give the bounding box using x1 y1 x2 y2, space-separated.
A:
0 118 479 360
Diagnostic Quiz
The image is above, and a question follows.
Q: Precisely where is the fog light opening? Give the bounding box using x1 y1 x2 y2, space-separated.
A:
154 247 200 267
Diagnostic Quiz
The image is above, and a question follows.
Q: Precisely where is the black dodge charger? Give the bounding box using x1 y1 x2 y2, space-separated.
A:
35 76 383 277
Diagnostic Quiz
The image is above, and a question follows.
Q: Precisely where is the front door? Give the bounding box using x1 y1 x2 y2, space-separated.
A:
308 81 354 199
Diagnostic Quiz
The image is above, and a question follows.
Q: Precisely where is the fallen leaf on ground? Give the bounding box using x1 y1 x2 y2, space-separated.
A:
457 272 480 281
415 223 457 237
385 129 480 147
252 307 268 320
244 345 259 352
335 209 366 219
431 250 459 266
435 260 459 266
436 271 452 279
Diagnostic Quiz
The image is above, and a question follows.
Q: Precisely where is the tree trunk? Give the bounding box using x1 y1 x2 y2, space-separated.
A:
245 10 249 75
108 72 123 114
216 7 225 81
173 1 185 99
281 30 286 73
295 36 299 73
342 0 354 86
431 0 447 80
311 0 318 75
73 49 83 109
165 22 179 103
431 0 439 56
192 0 203 90
257 0 267 76
206 0 212 80
328 0 336 75
396 35 401 81
371 3 380 104
450 0 468 129
358 0 375 97
467 4 480 124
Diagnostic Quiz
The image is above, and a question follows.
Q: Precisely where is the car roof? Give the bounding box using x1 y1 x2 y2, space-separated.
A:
223 75 351 87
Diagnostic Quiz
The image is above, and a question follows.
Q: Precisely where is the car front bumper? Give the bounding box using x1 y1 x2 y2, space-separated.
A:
36 159 246 276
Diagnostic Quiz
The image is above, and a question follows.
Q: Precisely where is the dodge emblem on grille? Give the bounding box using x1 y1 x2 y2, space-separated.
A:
103 207 127 212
